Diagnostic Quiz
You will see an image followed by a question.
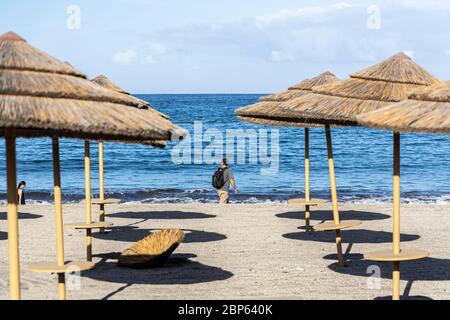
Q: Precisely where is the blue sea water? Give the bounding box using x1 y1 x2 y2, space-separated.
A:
1 94 450 204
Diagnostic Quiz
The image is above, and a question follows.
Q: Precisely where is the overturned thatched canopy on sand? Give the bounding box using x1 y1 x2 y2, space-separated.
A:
273 53 440 125
0 32 185 143
235 71 339 127
357 81 450 134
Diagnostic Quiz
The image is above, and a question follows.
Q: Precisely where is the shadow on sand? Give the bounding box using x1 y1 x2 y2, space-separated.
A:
86 253 233 299
326 252 450 300
0 212 43 220
283 229 420 244
276 210 389 222
94 227 227 244
106 211 216 220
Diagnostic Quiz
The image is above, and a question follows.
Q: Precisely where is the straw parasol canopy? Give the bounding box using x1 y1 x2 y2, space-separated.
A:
91 74 171 147
274 53 441 125
0 31 186 300
0 32 185 143
356 81 450 134
260 71 338 102
91 74 129 95
351 64 446 300
91 75 170 120
235 71 356 266
235 71 339 126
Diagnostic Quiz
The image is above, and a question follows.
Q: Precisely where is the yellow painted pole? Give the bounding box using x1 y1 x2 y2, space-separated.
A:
52 137 66 300
5 130 20 300
98 141 106 233
393 132 401 300
325 124 344 267
84 140 92 261
99 142 105 202
304 128 311 232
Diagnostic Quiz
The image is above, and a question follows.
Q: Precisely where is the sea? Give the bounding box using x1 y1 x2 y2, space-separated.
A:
1 94 450 205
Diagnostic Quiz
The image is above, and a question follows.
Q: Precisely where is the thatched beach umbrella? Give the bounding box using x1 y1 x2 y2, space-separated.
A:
356 81 450 300
277 53 440 125
236 72 338 233
0 31 185 300
236 72 360 267
92 74 170 119
90 75 170 232
270 53 439 267
64 101 182 257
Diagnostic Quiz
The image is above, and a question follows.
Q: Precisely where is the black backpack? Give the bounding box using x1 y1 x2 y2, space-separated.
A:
212 168 228 189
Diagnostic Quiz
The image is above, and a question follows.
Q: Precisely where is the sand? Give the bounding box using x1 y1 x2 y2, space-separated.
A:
1 203 449 300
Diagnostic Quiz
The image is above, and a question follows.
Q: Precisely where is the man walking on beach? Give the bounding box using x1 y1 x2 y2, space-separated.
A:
212 159 238 204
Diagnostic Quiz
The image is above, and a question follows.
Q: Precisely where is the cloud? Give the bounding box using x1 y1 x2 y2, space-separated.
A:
112 42 166 65
142 42 166 64
143 55 157 64
255 2 354 25
121 1 450 71
134 2 399 64
270 50 295 62
397 0 450 11
112 48 137 65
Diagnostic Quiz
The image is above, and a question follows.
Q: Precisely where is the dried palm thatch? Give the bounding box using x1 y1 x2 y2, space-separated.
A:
357 81 450 134
118 229 185 268
92 75 149 110
91 75 171 147
257 71 338 103
91 75 128 95
0 32 186 143
274 53 440 125
235 71 339 127
236 115 323 128
92 75 170 120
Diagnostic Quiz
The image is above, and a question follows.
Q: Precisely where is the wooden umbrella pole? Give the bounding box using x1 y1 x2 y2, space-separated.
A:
325 124 344 267
52 137 66 300
5 130 20 300
99 142 105 201
304 128 311 232
98 141 106 233
393 132 401 300
84 140 93 261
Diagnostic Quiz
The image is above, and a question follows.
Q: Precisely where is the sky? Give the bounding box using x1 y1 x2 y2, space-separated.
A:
1 0 450 93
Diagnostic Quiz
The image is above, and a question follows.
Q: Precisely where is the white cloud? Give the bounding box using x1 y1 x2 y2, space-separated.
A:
255 2 354 25
143 55 156 64
142 42 166 64
398 0 450 11
130 1 450 68
145 42 166 55
270 50 295 62
112 48 137 65
113 42 166 65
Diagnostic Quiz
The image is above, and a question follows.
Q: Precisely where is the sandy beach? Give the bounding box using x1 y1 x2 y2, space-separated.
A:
1 203 449 300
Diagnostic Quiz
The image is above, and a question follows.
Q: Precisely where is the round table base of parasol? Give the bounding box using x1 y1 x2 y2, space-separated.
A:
64 222 113 230
288 198 328 206
28 261 95 274
91 198 121 205
364 249 429 262
314 220 361 231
